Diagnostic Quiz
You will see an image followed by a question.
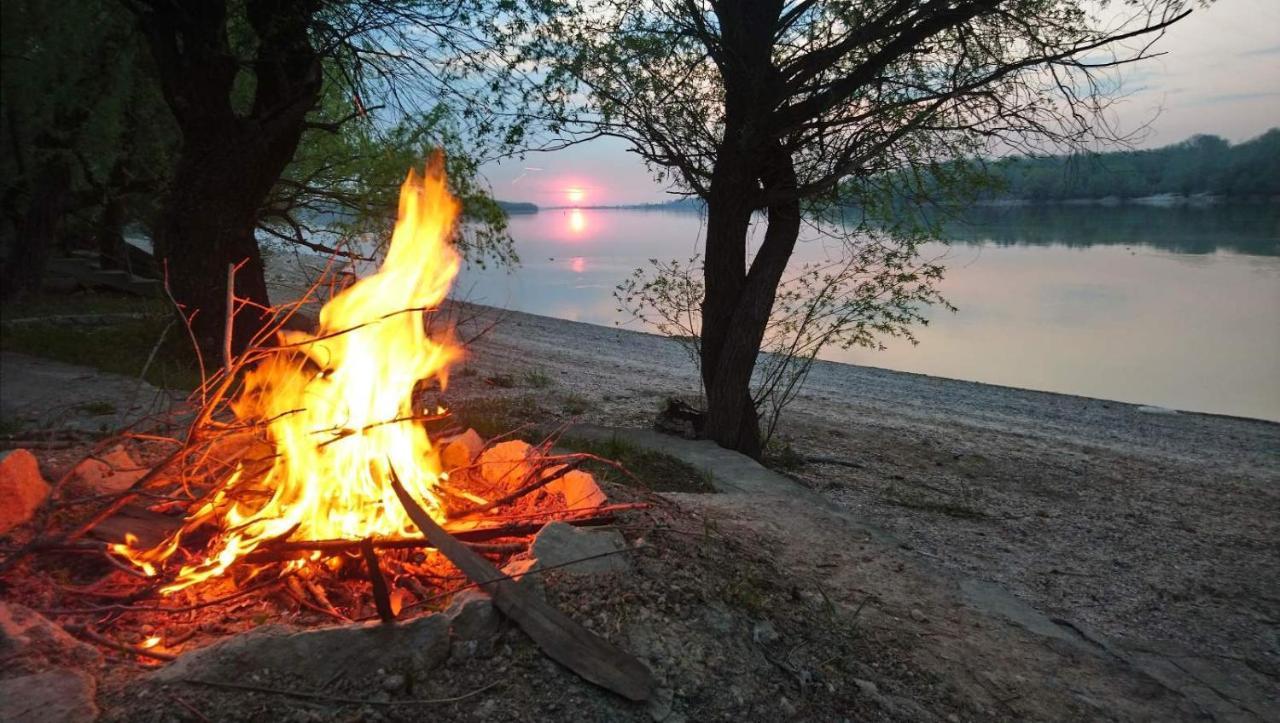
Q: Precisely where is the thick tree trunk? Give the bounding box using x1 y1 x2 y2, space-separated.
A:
156 122 305 355
700 142 801 459
133 0 320 357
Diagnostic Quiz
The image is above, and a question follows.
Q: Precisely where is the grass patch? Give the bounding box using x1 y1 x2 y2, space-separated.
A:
884 487 988 520
2 292 170 320
521 368 554 389
763 437 805 471
558 433 716 493
449 396 542 440
560 392 591 416
77 401 117 416
2 295 202 391
484 373 517 388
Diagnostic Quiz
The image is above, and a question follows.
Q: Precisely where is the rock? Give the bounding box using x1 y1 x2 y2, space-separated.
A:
69 445 146 495
530 522 630 574
0 449 49 535
476 440 534 489
499 558 545 599
701 606 735 635
440 429 484 471
909 608 927 623
647 685 674 722
152 614 449 686
751 620 779 645
446 589 500 660
779 696 797 716
545 469 608 508
0 668 98 723
381 673 406 692
0 602 103 675
853 678 879 697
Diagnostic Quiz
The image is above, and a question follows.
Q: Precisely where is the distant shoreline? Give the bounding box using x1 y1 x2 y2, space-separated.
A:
507 193 1277 213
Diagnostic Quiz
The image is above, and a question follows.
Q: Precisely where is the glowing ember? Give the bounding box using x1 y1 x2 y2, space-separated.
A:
139 636 162 649
114 156 463 593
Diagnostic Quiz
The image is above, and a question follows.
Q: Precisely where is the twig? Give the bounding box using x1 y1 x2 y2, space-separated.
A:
181 678 500 706
67 625 176 661
242 537 525 564
166 692 210 722
223 263 235 373
453 458 588 518
360 538 395 624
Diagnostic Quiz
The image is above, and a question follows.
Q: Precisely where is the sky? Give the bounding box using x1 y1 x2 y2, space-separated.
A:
480 0 1280 206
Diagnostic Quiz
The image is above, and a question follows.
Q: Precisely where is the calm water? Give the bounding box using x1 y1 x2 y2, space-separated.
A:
455 205 1280 422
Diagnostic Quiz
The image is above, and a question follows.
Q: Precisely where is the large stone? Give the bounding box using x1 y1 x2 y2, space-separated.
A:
68 444 147 495
546 468 607 509
0 449 49 535
440 428 484 471
476 440 534 490
0 602 103 675
0 668 98 723
530 522 631 575
445 589 500 660
152 613 450 686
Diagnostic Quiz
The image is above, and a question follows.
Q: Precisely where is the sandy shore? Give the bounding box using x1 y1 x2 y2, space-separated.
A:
447 303 1280 700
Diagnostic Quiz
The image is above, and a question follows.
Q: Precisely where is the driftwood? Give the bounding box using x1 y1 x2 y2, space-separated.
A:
387 465 654 702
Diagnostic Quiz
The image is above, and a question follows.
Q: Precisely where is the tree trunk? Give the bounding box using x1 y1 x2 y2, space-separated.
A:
700 141 801 459
133 0 321 357
2 157 71 301
155 122 304 355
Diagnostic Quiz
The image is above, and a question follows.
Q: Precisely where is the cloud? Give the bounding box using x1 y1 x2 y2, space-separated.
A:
1239 43 1280 57
1191 91 1280 106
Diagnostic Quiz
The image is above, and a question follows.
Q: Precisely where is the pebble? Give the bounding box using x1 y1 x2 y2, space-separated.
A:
751 620 780 644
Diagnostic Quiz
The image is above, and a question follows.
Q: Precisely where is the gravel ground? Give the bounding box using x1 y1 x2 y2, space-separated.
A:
447 303 1280 706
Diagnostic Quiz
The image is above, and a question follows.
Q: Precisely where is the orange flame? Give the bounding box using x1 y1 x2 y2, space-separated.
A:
115 157 462 593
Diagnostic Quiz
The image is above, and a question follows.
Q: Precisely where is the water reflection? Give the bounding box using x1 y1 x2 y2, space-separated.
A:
455 205 1280 421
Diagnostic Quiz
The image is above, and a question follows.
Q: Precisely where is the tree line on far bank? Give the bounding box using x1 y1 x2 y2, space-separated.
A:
973 130 1280 202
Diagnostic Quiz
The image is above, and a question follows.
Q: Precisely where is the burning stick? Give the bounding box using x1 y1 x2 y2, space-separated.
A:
387 464 654 702
359 538 395 624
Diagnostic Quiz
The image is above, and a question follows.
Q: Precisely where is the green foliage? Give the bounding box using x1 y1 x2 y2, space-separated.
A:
520 368 554 388
0 0 175 252
557 434 716 494
266 83 516 269
975 130 1280 201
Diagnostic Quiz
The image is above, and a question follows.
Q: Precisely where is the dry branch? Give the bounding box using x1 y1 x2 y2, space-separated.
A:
387 464 654 702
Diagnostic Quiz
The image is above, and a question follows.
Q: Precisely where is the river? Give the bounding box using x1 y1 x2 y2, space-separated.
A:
454 203 1280 422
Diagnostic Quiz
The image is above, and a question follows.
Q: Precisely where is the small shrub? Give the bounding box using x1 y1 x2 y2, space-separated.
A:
561 392 591 415
521 369 554 388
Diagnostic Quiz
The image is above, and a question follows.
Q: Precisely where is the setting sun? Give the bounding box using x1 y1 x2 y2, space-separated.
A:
565 187 585 204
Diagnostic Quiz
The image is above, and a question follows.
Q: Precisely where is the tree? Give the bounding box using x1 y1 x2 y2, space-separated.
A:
122 0 516 355
517 0 1193 457
1 0 174 299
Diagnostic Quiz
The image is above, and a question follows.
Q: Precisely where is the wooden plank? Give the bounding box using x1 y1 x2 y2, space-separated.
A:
388 466 654 702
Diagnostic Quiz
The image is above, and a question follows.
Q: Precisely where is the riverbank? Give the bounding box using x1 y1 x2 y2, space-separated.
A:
2 295 1278 716
442 302 1280 715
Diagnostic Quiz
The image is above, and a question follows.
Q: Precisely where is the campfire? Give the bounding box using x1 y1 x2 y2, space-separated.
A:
3 155 652 701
